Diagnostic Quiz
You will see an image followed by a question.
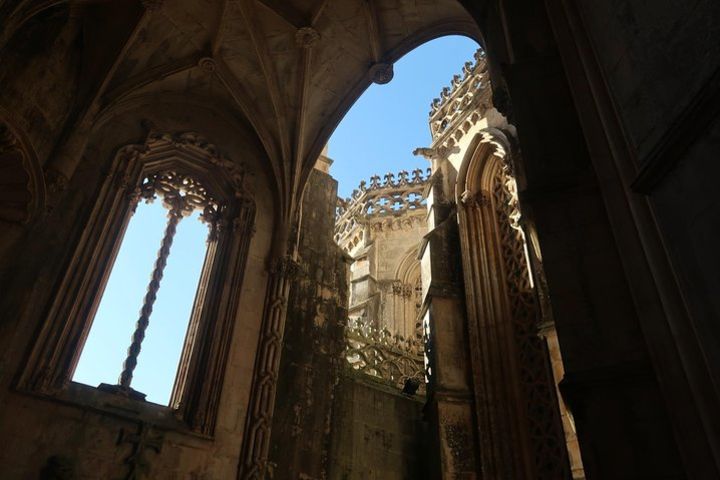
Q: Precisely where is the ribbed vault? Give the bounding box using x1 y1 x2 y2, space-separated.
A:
0 0 481 249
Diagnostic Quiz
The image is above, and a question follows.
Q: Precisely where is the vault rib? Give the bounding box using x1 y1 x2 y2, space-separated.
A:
237 0 292 203
212 57 284 205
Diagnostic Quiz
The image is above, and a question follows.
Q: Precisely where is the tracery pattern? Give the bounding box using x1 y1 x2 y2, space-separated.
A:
344 318 426 394
334 168 430 253
492 164 570 479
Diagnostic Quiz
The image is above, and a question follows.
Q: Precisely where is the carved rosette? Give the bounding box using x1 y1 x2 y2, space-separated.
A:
368 62 394 84
198 57 217 73
295 27 320 48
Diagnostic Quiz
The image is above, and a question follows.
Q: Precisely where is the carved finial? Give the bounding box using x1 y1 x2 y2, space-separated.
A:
295 27 320 48
369 62 393 85
411 169 423 183
397 170 409 185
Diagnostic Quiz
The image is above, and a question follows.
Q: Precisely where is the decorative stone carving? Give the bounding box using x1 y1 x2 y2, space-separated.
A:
19 131 255 438
455 130 570 479
460 189 489 208
198 57 217 73
238 254 299 479
118 423 164 480
428 48 493 152
334 168 430 252
492 165 569 480
99 171 221 400
295 27 320 48
344 318 425 394
368 62 393 84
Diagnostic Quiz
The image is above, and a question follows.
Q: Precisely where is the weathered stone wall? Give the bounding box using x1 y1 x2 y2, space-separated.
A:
327 372 431 480
267 167 349 479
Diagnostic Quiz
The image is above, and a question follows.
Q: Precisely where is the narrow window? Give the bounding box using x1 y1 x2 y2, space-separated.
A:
72 171 218 405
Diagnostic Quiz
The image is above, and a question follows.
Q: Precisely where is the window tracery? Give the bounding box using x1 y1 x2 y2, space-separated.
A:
89 171 221 400
18 131 255 435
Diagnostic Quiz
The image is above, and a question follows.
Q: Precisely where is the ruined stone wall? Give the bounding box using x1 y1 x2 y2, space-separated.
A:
327 373 430 480
267 167 349 479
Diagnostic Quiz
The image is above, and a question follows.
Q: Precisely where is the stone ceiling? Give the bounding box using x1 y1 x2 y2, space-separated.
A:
1 0 480 221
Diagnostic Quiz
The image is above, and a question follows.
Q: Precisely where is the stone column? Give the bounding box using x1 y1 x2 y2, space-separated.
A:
421 166 479 478
238 255 298 479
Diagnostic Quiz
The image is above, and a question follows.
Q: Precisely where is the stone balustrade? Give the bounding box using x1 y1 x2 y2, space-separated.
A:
344 317 426 394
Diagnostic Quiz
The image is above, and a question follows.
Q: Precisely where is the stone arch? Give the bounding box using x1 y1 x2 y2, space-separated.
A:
302 27 483 190
18 130 256 436
455 128 570 479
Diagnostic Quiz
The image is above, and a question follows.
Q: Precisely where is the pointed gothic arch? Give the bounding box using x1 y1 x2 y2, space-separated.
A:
456 128 571 479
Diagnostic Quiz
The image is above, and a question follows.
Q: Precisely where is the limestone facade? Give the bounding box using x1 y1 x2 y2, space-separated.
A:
335 167 429 339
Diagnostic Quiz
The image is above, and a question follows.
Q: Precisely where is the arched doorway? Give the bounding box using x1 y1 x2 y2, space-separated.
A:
456 128 572 479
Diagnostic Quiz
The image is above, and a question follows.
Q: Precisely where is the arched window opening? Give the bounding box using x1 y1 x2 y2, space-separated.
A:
73 171 218 405
19 132 255 436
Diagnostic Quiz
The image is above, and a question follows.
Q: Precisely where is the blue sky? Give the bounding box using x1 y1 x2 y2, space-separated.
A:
72 35 479 405
73 202 207 405
329 35 479 198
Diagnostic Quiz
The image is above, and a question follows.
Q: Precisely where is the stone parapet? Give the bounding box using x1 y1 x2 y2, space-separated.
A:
334 168 431 252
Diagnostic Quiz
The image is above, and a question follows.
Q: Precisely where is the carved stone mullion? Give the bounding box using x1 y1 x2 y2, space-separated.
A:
238 255 298 479
116 206 183 393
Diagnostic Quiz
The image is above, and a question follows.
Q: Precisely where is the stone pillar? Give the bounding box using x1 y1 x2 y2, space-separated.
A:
266 167 349 479
421 165 479 478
